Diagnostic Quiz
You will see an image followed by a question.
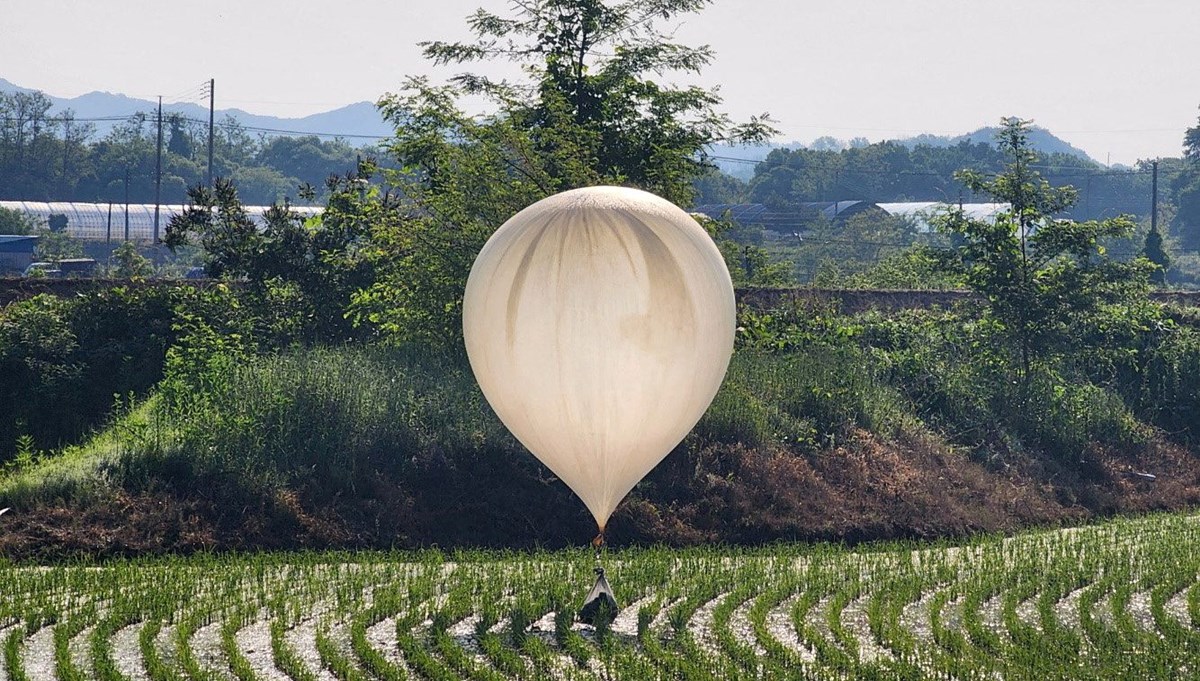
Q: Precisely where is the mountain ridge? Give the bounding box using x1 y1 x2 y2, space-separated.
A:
0 77 393 143
3 77 1099 165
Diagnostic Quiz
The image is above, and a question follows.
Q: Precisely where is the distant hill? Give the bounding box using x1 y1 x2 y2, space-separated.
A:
0 78 393 145
898 126 1096 162
2 77 1097 165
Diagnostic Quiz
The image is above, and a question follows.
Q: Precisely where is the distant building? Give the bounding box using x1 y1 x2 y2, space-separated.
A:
0 235 39 275
874 202 1009 233
694 201 1010 235
693 201 877 234
0 202 322 242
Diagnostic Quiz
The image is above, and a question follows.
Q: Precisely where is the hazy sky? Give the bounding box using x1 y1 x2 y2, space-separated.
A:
4 0 1198 165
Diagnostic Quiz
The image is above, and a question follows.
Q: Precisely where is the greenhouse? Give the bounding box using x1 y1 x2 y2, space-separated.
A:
874 201 1009 233
0 201 322 241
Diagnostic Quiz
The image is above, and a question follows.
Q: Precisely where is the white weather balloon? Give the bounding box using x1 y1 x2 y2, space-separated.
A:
463 186 736 532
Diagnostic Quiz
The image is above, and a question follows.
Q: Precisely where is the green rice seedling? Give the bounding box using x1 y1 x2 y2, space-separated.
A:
52 611 90 681
960 573 1004 657
90 607 139 681
347 586 407 681
476 633 527 680
173 608 220 681
552 609 591 669
709 585 762 678
746 581 811 677
140 617 185 681
394 619 455 681
517 637 560 680
219 607 261 681
315 625 369 681
4 626 28 681
269 619 317 681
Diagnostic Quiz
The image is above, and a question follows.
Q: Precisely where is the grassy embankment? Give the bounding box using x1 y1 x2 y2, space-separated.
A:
2 297 1198 558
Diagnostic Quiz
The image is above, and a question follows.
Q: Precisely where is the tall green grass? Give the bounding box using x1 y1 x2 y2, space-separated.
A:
1 342 927 507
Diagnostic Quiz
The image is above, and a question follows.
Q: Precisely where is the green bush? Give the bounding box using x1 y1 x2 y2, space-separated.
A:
1012 370 1146 463
148 345 512 497
0 283 317 465
1129 324 1200 442
697 346 914 453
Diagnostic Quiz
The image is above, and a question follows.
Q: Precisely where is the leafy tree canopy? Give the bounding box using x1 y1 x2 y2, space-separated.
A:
354 0 775 347
0 206 38 235
411 0 774 205
934 118 1154 377
164 174 379 343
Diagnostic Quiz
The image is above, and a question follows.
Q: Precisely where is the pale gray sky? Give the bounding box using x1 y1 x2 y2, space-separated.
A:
3 0 1198 165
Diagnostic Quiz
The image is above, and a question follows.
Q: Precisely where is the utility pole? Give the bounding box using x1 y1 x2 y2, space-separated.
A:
1151 160 1159 234
154 96 163 242
61 114 72 198
124 168 130 242
206 78 215 188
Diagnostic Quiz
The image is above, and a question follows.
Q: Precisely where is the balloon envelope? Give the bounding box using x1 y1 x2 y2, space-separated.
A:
463 186 735 530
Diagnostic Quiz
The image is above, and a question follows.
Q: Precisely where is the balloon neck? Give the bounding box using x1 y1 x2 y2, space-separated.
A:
592 530 605 564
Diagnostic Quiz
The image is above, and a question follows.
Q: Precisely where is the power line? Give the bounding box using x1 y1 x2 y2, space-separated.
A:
710 154 1155 178
0 113 392 144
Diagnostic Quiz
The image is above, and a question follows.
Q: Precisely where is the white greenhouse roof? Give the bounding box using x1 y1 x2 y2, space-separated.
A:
875 202 1010 233
0 201 322 241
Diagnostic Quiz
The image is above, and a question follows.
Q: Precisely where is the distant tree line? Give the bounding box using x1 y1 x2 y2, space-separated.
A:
0 90 369 206
696 137 1178 225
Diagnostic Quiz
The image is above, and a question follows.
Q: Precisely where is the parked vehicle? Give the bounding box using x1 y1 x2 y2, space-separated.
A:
23 262 63 278
23 258 97 278
57 258 97 277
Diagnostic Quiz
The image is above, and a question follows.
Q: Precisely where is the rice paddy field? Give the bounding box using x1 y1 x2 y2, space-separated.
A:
3 512 1199 680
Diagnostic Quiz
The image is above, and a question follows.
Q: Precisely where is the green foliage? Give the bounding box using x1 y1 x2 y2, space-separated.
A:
110 240 154 278
823 246 963 290
257 135 361 192
357 0 773 348
0 284 286 465
416 0 773 205
1172 112 1200 253
734 303 1178 462
693 166 748 204
744 134 1154 224
0 295 82 460
151 344 508 499
1142 226 1170 285
165 175 377 342
697 346 910 452
0 89 367 206
32 227 83 262
1115 317 1200 442
0 206 37 235
934 118 1154 378
788 212 925 285
694 213 794 287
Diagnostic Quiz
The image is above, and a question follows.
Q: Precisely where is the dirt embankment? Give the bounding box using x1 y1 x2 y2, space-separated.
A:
3 430 1197 561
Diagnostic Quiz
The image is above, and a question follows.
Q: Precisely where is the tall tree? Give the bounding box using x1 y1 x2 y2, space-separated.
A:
412 0 773 206
1142 224 1169 284
1174 110 1200 250
354 0 773 347
935 118 1153 380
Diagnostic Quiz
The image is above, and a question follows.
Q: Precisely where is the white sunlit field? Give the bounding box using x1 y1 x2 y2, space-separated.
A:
3 512 1200 681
